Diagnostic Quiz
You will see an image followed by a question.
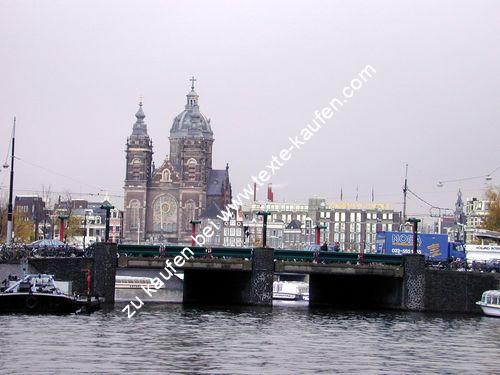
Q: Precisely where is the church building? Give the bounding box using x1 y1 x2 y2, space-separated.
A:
123 79 232 244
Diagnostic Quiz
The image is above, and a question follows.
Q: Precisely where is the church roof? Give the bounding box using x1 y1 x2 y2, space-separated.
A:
200 201 222 219
207 169 228 196
130 102 150 140
170 78 213 140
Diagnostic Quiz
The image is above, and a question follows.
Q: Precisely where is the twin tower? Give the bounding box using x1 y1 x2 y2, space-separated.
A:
123 79 232 244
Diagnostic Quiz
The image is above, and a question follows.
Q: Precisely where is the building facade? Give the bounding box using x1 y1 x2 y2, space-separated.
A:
464 196 490 243
123 81 232 244
199 198 400 251
52 199 122 247
14 195 48 240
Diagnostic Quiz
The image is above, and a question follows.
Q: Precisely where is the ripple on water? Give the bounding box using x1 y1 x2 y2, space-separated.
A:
0 305 499 374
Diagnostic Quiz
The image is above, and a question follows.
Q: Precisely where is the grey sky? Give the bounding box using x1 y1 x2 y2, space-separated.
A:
0 0 498 218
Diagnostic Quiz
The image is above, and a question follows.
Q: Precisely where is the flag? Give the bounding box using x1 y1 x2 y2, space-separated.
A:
356 185 359 201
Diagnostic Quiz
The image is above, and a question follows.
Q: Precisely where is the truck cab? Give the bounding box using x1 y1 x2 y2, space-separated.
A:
448 242 465 260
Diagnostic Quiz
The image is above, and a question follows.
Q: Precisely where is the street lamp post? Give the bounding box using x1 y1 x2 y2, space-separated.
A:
407 217 421 254
190 220 201 247
100 203 115 242
257 211 270 248
58 214 69 242
315 224 327 245
83 211 88 249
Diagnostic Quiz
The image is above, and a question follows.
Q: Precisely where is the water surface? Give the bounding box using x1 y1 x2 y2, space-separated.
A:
0 303 498 374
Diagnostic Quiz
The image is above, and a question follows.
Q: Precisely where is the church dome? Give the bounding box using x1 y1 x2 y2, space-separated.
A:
170 79 213 140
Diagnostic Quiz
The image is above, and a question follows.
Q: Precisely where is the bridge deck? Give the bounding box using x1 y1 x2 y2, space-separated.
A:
276 261 403 277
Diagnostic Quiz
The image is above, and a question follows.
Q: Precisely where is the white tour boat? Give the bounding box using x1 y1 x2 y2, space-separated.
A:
273 281 309 301
476 290 500 317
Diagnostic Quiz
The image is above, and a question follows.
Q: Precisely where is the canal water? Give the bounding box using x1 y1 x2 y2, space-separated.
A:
0 303 498 374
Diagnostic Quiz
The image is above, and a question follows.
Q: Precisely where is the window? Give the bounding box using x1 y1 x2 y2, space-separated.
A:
356 213 361 222
161 169 171 182
186 158 197 181
350 212 355 222
340 212 346 222
334 212 339 221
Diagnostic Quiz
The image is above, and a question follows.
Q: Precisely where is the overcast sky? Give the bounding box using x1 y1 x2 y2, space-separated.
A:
0 0 498 218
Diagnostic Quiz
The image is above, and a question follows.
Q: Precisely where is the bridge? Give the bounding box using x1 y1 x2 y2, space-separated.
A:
114 244 499 312
116 244 404 264
19 243 499 313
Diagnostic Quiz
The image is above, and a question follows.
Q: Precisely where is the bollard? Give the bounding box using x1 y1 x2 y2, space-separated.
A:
314 249 320 263
204 247 212 259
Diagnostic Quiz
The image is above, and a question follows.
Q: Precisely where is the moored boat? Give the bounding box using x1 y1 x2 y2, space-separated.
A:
0 274 100 314
476 290 500 317
273 281 309 301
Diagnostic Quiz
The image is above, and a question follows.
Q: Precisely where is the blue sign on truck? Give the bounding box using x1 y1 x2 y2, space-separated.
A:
376 231 465 261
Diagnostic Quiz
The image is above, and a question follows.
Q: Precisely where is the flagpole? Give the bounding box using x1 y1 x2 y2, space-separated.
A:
6 117 16 245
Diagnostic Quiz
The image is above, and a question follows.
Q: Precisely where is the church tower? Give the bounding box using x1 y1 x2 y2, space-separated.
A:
169 77 214 185
168 77 215 240
123 78 231 245
123 101 153 242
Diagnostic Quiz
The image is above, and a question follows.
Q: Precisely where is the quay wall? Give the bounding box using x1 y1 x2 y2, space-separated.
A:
29 257 93 296
424 269 498 314
28 243 117 303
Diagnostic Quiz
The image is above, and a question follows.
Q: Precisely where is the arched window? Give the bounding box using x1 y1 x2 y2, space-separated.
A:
161 169 171 182
128 199 141 229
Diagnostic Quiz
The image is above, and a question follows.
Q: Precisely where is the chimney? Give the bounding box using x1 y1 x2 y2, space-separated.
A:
267 184 274 202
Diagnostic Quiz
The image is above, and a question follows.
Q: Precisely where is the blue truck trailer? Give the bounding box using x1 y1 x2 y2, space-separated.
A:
376 231 465 261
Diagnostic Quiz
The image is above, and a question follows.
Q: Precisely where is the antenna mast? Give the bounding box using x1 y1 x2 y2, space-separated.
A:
6 117 16 245
402 163 408 224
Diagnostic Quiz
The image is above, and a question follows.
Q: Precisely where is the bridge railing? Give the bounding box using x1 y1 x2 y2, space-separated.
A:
117 244 403 265
274 250 403 265
117 244 252 259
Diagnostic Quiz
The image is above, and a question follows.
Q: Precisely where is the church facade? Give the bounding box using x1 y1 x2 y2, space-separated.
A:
123 80 232 244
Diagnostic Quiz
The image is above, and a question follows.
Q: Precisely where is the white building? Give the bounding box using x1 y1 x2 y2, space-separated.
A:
465 197 491 243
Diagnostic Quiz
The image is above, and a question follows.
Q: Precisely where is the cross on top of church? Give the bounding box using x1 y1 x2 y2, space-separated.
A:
190 76 197 90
